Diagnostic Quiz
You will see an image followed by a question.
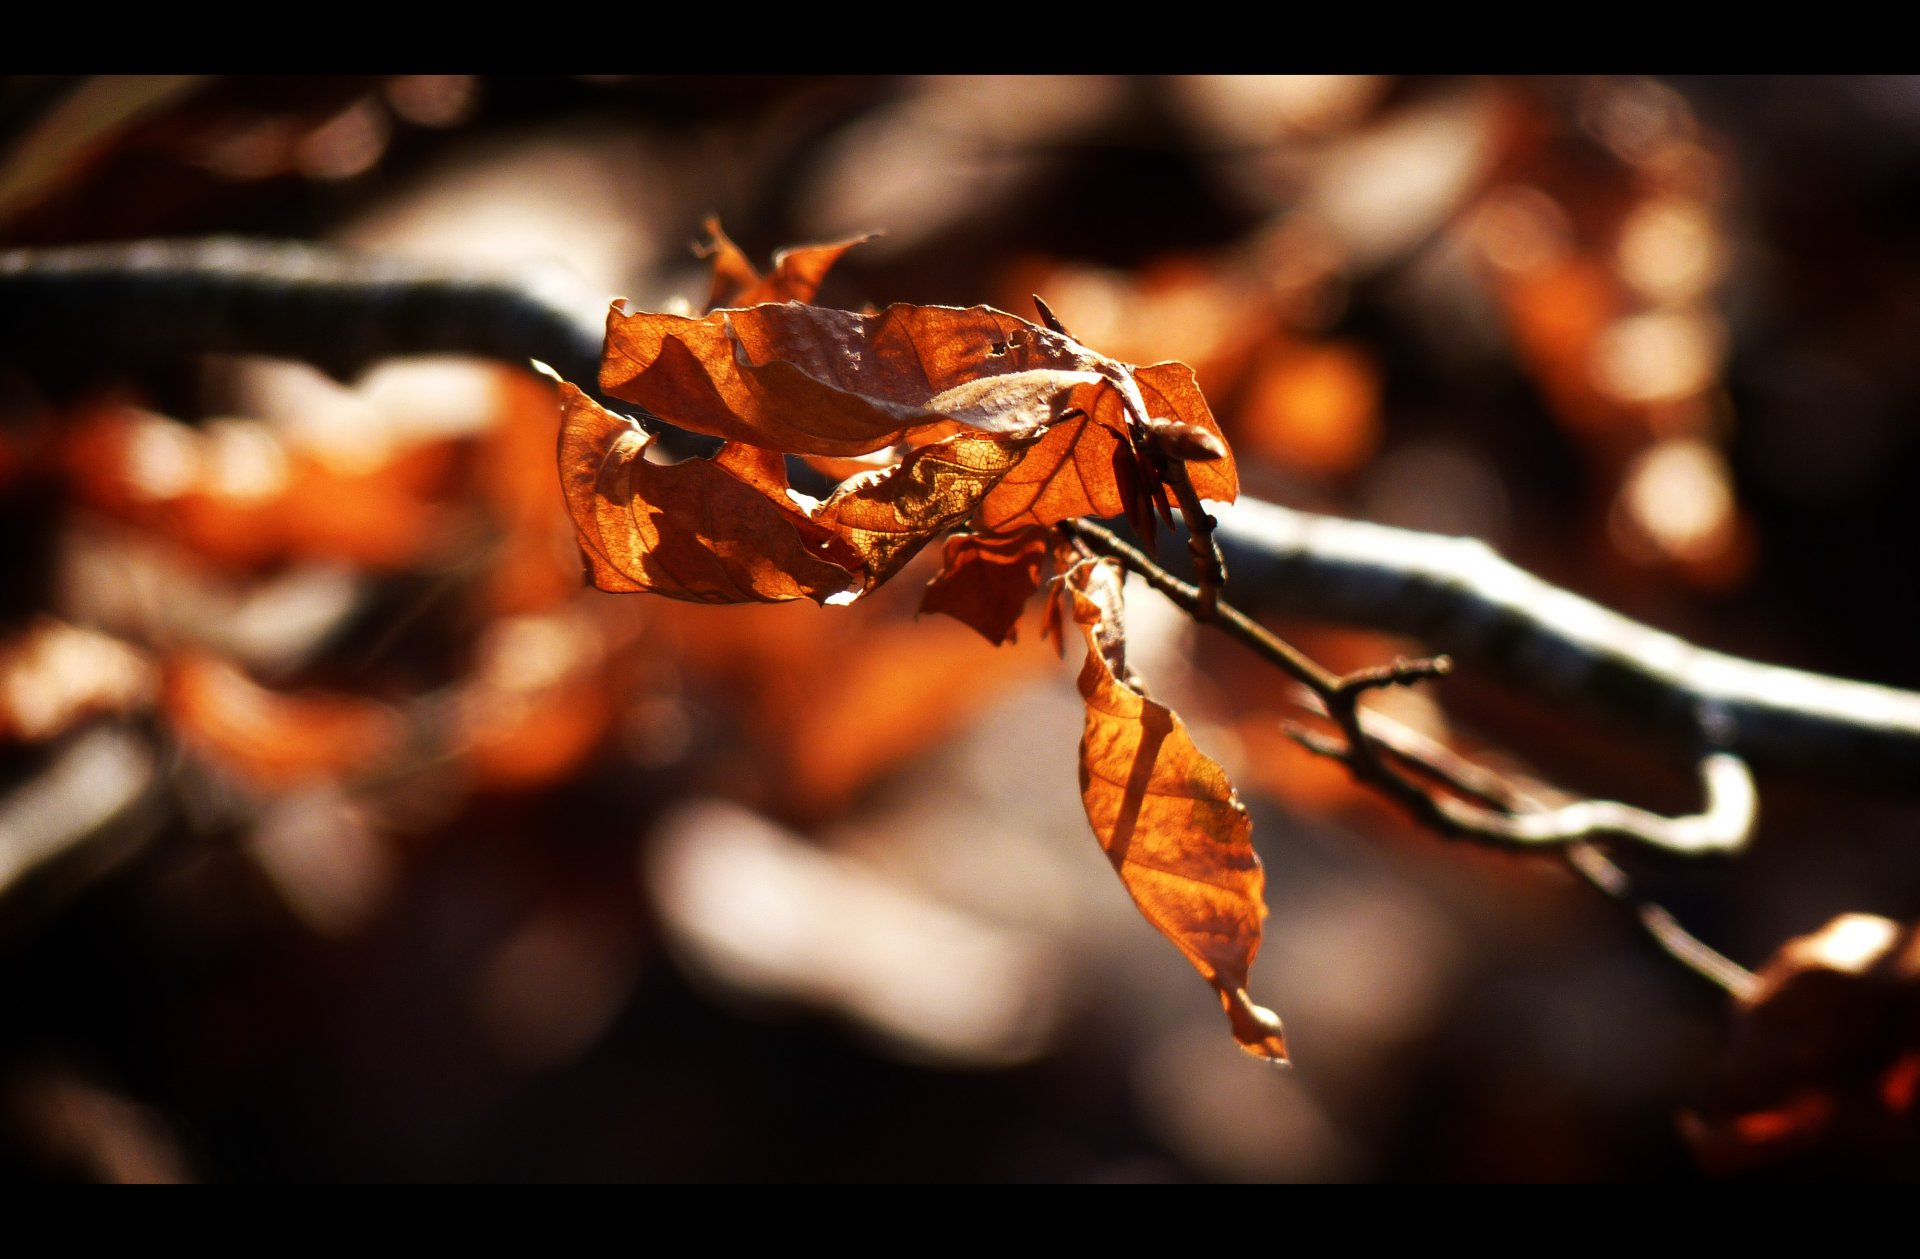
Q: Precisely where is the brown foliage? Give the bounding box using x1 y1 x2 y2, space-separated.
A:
918 528 1050 646
553 225 1274 1056
1064 559 1287 1062
558 383 862 604
599 301 1104 458
701 217 875 309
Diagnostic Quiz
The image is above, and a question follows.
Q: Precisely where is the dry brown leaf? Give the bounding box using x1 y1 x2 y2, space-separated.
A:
557 383 862 605
813 430 1041 591
970 361 1235 536
1065 560 1287 1062
973 410 1133 535
1133 360 1238 504
601 301 1109 457
918 528 1051 646
559 384 1037 604
701 217 875 310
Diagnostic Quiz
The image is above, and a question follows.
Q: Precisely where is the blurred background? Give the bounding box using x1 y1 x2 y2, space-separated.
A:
2 74 1918 1182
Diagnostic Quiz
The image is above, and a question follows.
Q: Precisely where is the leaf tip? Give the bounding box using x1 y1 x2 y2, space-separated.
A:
1031 293 1072 338
529 358 561 384
1225 987 1290 1064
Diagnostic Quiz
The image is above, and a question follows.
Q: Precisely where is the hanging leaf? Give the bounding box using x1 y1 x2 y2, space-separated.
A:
919 528 1051 645
1065 559 1287 1062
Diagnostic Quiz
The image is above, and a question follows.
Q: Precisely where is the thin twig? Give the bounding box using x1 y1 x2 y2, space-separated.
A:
1063 518 1340 692
1065 514 1762 994
1295 705 1758 993
1159 457 1226 621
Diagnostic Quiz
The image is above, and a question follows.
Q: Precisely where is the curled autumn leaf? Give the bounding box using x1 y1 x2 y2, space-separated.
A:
812 430 1042 591
700 216 877 310
601 300 1108 457
558 382 861 605
1132 360 1237 504
919 528 1051 646
971 360 1237 536
1065 558 1287 1062
558 383 1040 605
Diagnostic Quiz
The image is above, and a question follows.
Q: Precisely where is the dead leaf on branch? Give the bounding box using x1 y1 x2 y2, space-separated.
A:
700 217 877 310
1132 360 1238 504
558 383 861 605
813 430 1042 591
971 361 1238 536
973 411 1133 535
601 300 1109 457
1066 559 1288 1062
565 227 1272 1060
558 384 1040 605
919 528 1051 646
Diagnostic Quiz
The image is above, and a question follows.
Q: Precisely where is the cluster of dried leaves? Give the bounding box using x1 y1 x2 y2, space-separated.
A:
556 224 1286 1060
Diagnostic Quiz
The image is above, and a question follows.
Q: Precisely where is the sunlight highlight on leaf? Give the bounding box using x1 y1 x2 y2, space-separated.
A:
601 301 1104 457
557 383 860 604
814 430 1041 591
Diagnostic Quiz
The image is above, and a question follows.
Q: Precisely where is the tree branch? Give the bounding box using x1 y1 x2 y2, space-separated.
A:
1313 701 1760 998
0 237 615 408
1212 498 1920 791
6 239 1917 792
1062 518 1759 993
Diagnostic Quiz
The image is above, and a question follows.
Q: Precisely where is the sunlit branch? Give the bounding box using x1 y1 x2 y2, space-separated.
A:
1213 498 1920 791
8 241 1918 791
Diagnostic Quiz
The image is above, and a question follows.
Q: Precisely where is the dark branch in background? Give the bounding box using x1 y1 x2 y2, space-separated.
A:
4 240 1917 797
0 238 616 410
